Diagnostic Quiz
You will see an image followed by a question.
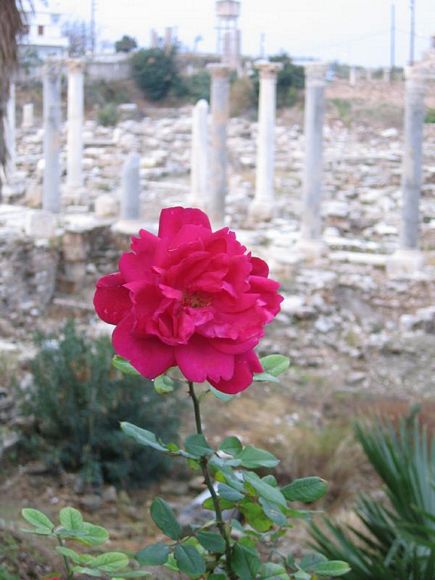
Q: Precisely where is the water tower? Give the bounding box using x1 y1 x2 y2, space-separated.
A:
216 0 241 71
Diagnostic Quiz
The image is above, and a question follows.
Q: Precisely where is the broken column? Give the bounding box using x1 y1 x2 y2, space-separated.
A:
207 64 230 227
249 61 282 221
190 99 209 208
120 152 141 220
297 62 328 259
22 103 34 129
42 59 62 213
66 59 85 202
387 65 426 277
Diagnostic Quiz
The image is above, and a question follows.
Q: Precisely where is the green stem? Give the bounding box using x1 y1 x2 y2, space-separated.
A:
188 381 236 580
56 535 73 579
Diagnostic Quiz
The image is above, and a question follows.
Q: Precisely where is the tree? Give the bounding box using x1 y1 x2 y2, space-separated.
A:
131 47 179 101
0 0 25 198
115 34 137 53
62 20 92 57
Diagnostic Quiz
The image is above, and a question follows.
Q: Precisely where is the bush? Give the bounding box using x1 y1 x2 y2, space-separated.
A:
310 412 435 578
171 70 211 102
230 76 256 116
85 79 131 109
97 103 119 127
20 321 183 487
251 52 304 109
426 109 435 124
115 34 137 53
131 48 179 101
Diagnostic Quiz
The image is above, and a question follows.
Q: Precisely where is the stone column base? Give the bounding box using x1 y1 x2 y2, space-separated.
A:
386 249 424 279
247 200 274 223
64 185 88 206
293 238 328 262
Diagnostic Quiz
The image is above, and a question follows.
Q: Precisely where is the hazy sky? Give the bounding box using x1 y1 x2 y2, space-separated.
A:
58 0 435 67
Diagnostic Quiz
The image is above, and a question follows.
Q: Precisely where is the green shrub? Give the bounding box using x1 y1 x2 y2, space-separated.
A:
251 52 304 109
85 79 131 109
310 412 435 578
20 321 183 487
426 109 435 124
115 34 137 53
97 103 119 127
131 48 179 101
171 70 211 102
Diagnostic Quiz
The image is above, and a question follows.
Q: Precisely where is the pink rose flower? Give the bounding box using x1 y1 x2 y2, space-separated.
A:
94 207 283 394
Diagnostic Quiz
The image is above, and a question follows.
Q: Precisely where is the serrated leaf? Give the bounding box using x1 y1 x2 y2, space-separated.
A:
281 477 328 503
91 552 129 572
259 355 290 377
59 507 84 531
154 374 175 394
136 543 170 566
238 446 279 469
313 561 351 576
259 562 290 579
197 530 226 553
150 498 181 541
244 472 287 507
21 508 54 532
219 436 243 456
112 355 141 376
121 422 168 452
231 544 261 578
174 544 206 577
185 434 213 458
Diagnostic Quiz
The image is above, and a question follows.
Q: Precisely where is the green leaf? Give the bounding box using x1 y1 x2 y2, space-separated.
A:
21 508 54 532
259 498 287 526
219 436 243 456
185 434 213 458
253 372 280 383
299 552 327 571
294 570 311 580
112 355 141 376
208 574 227 580
209 385 235 401
218 483 245 502
154 374 175 394
239 499 273 532
196 531 226 553
55 546 88 564
91 552 129 572
259 355 290 377
136 543 170 566
59 507 84 531
121 422 168 453
72 567 102 577
79 522 109 546
281 477 328 503
174 544 206 577
231 544 261 578
111 572 151 578
259 562 290 579
313 561 351 576
203 497 235 511
150 498 181 541
238 446 279 469
244 472 287 507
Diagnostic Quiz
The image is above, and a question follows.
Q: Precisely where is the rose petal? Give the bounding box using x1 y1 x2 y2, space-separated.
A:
112 314 175 378
94 273 131 325
175 336 235 383
158 207 211 239
209 351 263 394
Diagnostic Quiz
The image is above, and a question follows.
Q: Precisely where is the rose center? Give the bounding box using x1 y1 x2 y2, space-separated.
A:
182 291 210 309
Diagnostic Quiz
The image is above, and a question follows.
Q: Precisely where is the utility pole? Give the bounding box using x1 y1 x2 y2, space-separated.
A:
390 3 396 71
409 0 416 65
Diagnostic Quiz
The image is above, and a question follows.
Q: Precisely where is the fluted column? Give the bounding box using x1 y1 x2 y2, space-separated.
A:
207 63 230 227
249 61 282 221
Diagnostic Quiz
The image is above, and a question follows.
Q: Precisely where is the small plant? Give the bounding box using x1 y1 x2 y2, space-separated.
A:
21 506 148 578
97 103 119 127
425 109 435 124
21 321 183 487
310 412 435 579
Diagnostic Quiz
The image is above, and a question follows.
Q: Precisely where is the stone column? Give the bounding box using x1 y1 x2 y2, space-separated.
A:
66 59 85 201
190 99 209 208
383 67 391 83
120 152 141 220
387 65 426 277
42 59 62 213
22 103 34 129
5 82 16 181
249 61 282 221
207 64 230 227
349 66 357 87
297 63 328 259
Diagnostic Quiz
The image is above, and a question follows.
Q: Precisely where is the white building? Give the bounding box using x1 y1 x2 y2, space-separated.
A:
19 0 69 61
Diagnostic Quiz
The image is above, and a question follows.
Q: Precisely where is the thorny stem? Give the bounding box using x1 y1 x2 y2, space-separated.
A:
188 381 236 580
56 535 73 579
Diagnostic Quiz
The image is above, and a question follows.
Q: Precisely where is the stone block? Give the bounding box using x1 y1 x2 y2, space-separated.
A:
25 210 57 239
95 194 119 218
